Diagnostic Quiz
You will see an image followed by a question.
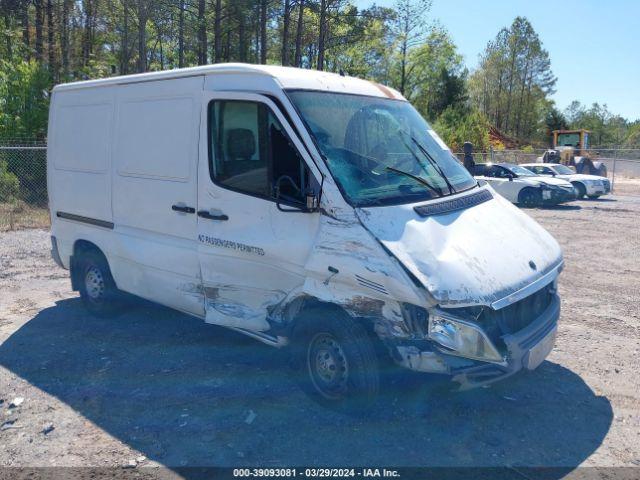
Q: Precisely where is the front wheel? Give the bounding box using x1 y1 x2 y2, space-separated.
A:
573 182 586 199
518 188 542 208
588 195 601 200
292 309 380 414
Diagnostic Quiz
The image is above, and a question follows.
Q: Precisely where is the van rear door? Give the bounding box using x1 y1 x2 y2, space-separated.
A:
197 92 322 332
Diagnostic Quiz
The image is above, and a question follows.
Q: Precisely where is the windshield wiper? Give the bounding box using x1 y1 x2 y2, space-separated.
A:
398 130 457 195
385 166 444 197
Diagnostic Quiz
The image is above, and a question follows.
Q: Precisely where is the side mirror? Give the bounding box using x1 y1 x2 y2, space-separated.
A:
508 176 514 182
275 175 319 213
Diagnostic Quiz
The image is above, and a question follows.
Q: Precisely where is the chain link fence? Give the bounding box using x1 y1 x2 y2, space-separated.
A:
0 143 49 232
1 143 639 232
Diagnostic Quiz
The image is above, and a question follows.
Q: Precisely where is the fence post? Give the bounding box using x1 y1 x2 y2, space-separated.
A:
490 146 494 163
611 149 617 193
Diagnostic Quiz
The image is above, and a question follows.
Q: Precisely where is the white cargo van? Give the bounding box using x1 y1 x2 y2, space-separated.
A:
48 64 563 411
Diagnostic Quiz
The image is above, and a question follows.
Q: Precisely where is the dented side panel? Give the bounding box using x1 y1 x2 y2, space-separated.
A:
295 209 430 339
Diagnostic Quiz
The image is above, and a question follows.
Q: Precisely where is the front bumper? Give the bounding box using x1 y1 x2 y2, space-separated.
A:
541 188 577 205
585 181 610 196
394 294 561 390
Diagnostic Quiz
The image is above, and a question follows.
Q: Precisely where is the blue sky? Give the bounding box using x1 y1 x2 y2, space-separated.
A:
355 0 640 121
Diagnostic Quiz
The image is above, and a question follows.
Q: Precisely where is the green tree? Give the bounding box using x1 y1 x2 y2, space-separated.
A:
0 0 634 151
433 106 491 152
564 101 631 147
544 105 567 146
396 27 467 121
391 0 432 96
0 58 50 140
469 16 556 142
624 122 640 148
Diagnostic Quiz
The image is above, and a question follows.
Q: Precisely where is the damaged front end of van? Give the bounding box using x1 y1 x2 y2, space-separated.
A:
285 89 563 391
286 186 563 392
355 190 562 390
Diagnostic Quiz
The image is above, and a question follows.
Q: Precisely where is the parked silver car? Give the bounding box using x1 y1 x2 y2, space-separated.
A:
521 163 611 199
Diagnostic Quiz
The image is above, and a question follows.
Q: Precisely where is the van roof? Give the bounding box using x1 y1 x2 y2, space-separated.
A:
52 63 405 100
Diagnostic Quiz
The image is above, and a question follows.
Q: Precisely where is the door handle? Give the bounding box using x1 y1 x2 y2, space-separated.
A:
172 205 196 214
198 210 229 221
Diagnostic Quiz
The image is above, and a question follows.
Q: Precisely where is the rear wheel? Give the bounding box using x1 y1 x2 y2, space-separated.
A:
573 182 586 199
588 195 601 200
77 250 124 318
518 188 542 208
292 308 379 414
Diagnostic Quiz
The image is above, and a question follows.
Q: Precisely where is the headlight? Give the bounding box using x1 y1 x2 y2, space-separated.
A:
428 312 504 363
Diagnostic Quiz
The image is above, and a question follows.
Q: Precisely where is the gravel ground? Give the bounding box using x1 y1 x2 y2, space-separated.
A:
0 195 639 476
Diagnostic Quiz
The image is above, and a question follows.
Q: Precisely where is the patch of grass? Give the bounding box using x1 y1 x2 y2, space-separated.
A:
0 202 50 232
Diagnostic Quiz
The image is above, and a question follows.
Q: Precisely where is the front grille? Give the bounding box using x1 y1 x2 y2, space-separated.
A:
480 283 555 337
550 186 576 201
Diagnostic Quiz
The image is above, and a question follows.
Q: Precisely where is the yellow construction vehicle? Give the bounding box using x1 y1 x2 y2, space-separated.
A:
540 129 607 177
553 129 591 154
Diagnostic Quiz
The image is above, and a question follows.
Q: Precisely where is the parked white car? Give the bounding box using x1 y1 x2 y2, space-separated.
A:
48 64 563 411
521 163 611 199
474 163 576 207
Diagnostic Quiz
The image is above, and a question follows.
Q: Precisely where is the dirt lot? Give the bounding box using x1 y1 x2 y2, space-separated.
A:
0 194 639 476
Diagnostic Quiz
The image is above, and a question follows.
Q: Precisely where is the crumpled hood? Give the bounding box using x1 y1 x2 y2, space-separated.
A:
356 187 563 308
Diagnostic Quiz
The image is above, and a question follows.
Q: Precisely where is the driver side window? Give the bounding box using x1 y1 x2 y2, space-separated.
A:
494 167 512 179
209 100 310 204
485 166 501 178
531 166 549 175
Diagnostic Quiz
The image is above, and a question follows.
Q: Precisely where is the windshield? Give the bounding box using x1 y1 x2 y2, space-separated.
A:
507 165 538 177
287 91 477 207
553 165 574 175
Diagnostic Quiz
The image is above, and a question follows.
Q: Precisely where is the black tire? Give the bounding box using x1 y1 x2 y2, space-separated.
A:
573 182 586 199
77 249 124 318
588 195 601 200
292 308 380 414
518 188 542 208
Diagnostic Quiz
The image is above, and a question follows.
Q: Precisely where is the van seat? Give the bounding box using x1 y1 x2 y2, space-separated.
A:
226 128 256 161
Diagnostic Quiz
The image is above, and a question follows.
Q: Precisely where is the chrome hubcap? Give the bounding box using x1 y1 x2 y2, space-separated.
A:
85 266 105 300
308 333 349 399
